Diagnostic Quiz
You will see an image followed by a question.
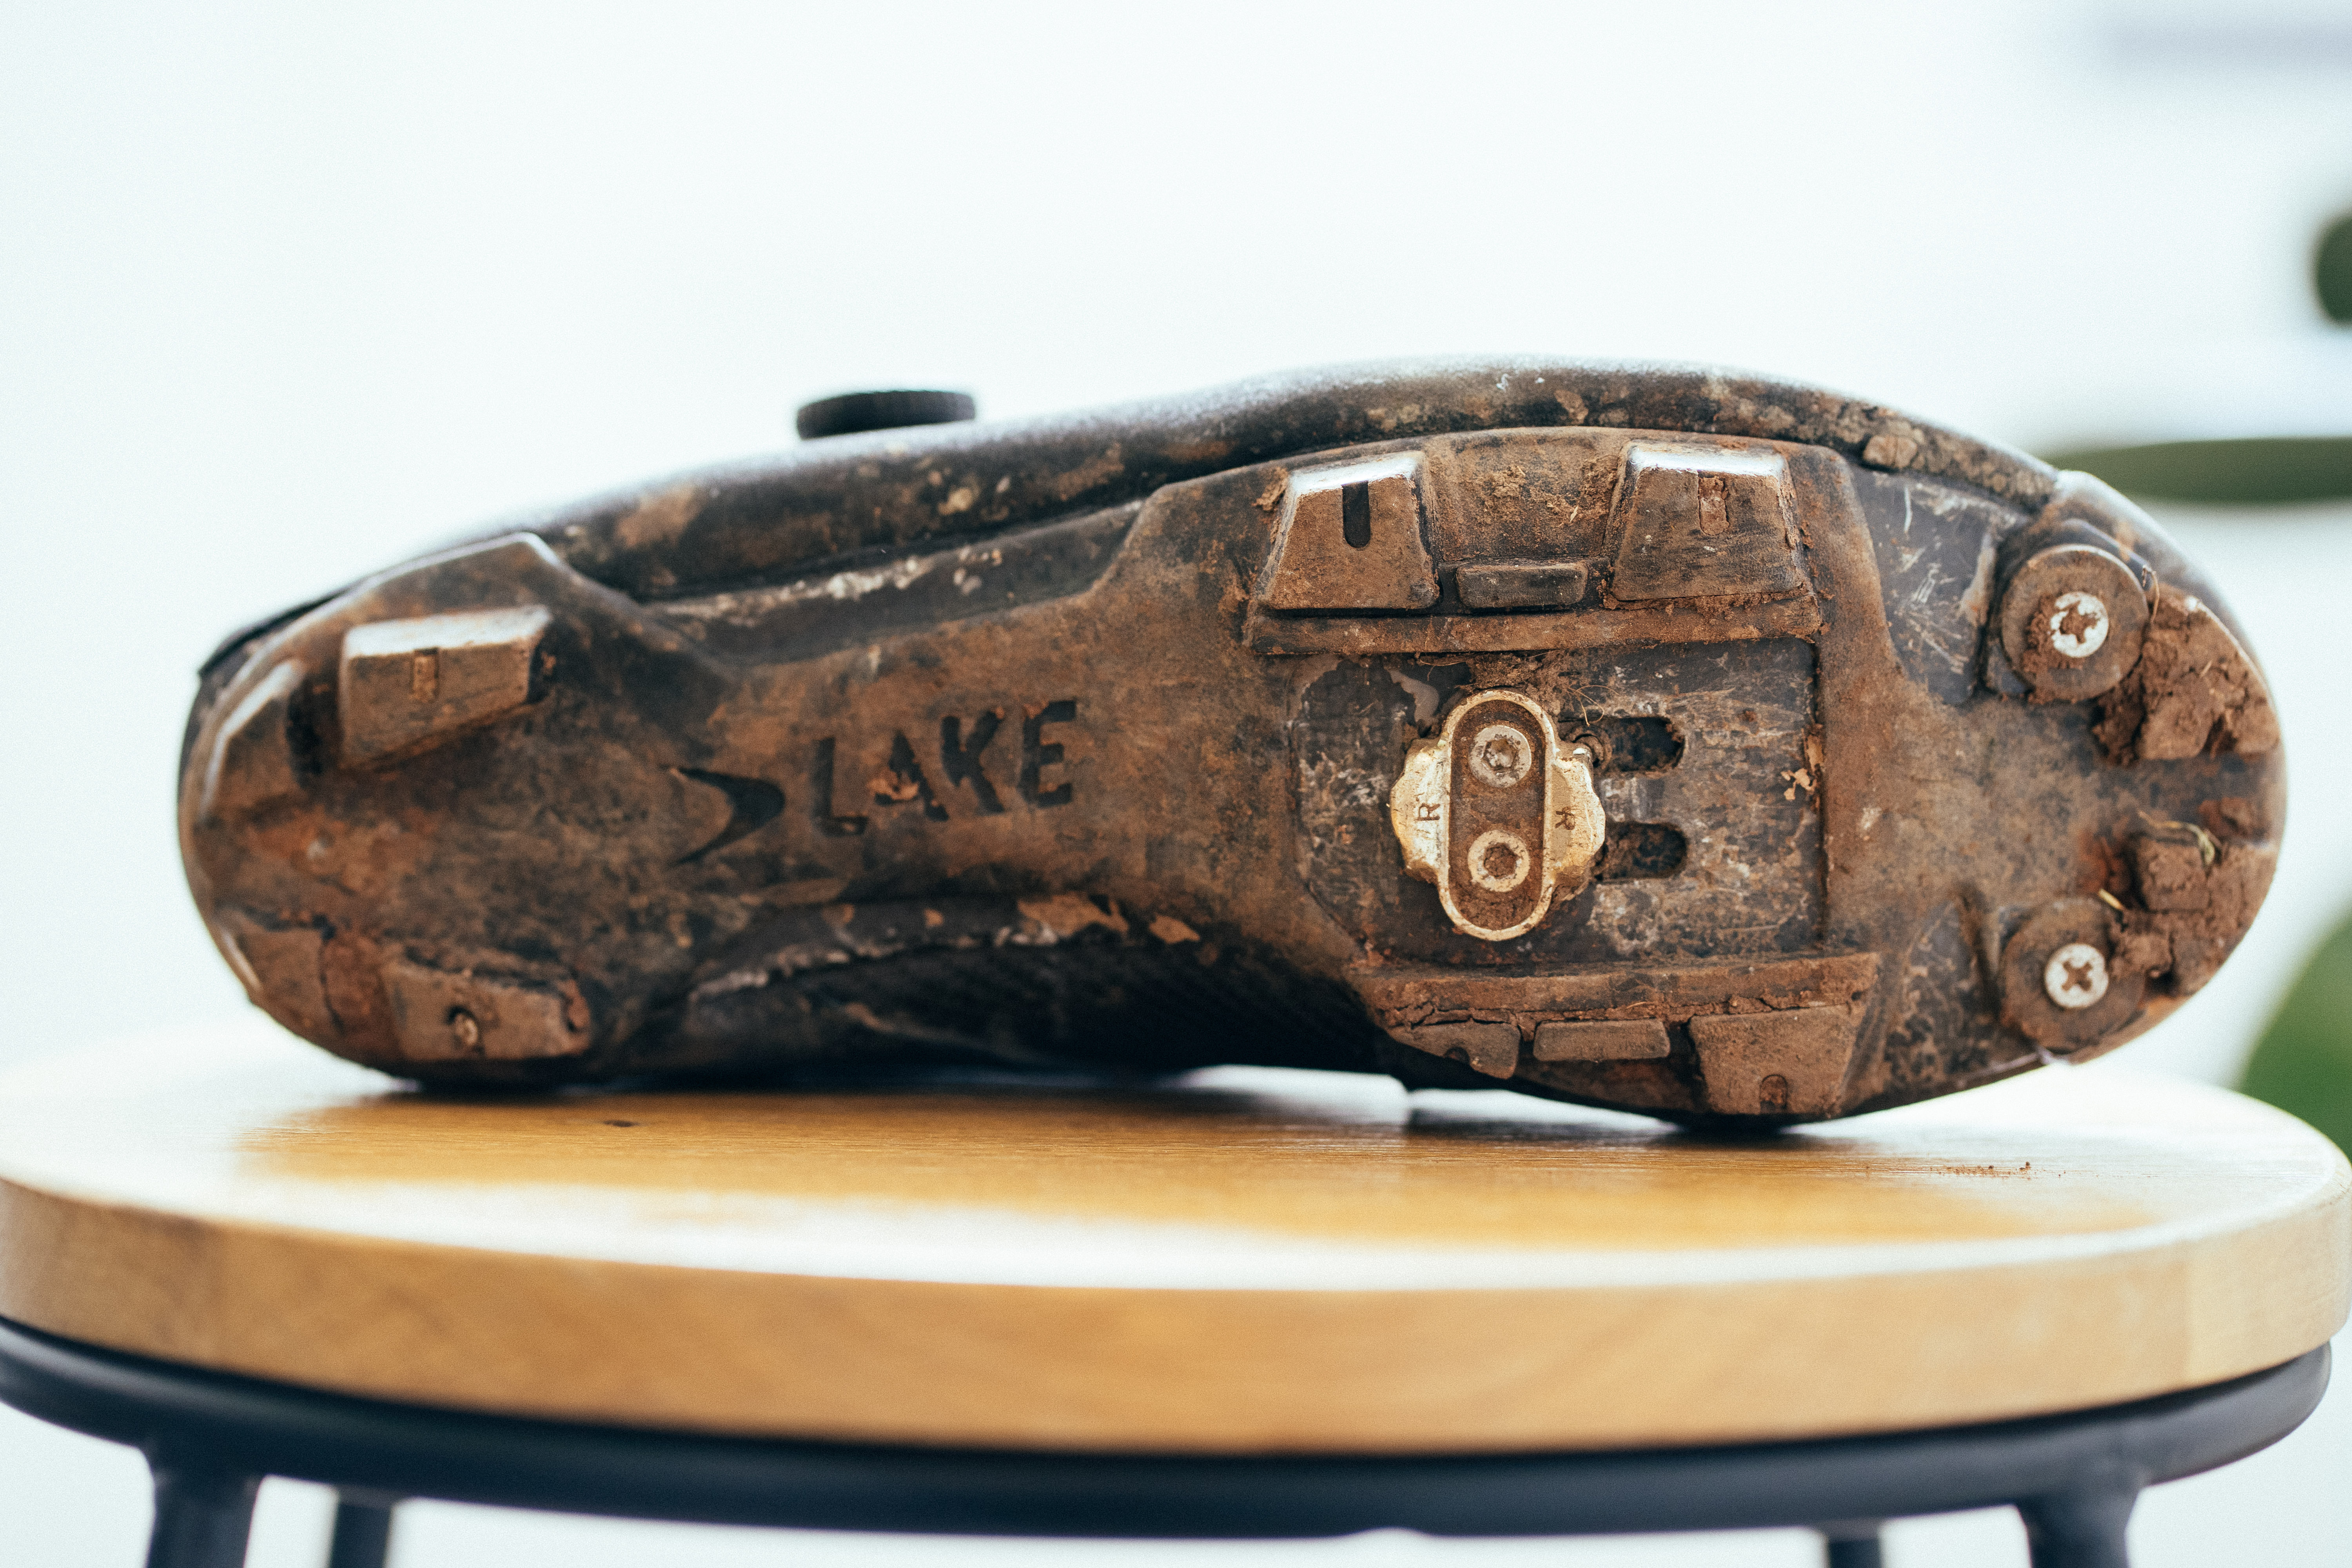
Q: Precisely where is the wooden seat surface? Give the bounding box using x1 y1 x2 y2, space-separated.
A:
0 1021 2342 1454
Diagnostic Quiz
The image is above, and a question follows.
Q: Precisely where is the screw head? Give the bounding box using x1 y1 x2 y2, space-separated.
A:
1467 723 1534 788
2043 943 2110 1010
1466 828 1533 893
2046 591 2110 659
448 1008 483 1051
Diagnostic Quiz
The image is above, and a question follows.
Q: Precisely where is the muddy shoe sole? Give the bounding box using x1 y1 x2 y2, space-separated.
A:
180 359 2283 1124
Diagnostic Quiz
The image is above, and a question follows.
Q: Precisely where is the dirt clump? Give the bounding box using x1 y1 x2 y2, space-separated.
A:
2094 586 2279 763
2112 820 2274 995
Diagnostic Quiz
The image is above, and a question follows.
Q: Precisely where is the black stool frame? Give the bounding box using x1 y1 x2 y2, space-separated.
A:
0 1318 2323 1568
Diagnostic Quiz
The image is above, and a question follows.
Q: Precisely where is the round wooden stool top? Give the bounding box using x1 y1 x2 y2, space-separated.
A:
0 1022 2342 1456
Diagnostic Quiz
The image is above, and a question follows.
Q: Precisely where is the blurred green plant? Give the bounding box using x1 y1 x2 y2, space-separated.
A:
2039 209 2352 506
2040 435 2352 505
2239 909 2352 1154
2317 210 2352 326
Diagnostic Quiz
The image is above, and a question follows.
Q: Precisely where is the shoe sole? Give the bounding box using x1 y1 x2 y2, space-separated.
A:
179 359 2284 1123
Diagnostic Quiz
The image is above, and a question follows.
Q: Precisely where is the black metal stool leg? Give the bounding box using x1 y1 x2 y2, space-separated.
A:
325 1492 397 1568
1818 1521 1884 1568
2018 1488 2138 1568
144 1457 260 1568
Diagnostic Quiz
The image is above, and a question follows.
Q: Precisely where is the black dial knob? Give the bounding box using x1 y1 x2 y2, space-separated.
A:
795 389 977 440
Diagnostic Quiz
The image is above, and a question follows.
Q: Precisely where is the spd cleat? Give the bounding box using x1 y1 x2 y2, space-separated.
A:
178 361 2284 1124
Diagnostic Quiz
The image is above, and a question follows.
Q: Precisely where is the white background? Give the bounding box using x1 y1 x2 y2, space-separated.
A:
5 2 2352 1563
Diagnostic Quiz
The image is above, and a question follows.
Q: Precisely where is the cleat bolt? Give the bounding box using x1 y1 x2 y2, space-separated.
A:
1467 724 1534 788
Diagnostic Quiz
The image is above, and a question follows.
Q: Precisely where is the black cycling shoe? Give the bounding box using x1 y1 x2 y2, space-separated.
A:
179 359 2282 1124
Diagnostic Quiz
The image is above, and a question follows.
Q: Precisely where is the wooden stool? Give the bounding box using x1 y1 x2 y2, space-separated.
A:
0 1024 2342 1568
